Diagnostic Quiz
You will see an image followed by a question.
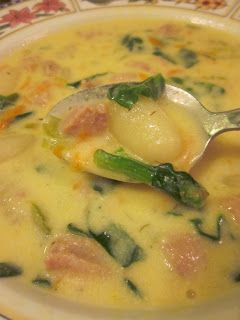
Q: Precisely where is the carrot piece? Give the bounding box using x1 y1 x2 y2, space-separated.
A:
148 36 163 47
138 72 150 80
0 105 25 130
166 69 183 76
53 145 63 158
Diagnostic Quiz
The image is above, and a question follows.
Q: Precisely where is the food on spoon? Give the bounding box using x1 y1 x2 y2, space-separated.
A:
93 149 208 209
44 74 209 207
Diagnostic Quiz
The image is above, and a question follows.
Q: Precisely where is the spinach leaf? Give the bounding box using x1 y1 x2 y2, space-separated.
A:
14 111 33 122
32 277 51 288
190 215 224 242
108 74 165 109
169 76 185 85
91 176 119 195
233 273 240 282
153 47 176 64
0 93 19 110
178 48 198 68
94 149 208 209
67 72 108 89
122 34 143 51
67 223 89 237
0 262 22 277
124 278 143 298
90 224 144 267
67 80 81 89
169 76 225 99
35 164 47 173
194 81 225 96
228 111 240 126
31 203 51 235
166 210 183 217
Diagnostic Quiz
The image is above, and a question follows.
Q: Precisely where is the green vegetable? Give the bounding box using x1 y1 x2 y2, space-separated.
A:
43 116 60 138
153 47 176 64
35 164 47 173
178 48 198 68
90 224 144 267
31 203 51 235
14 111 33 122
67 223 89 237
233 273 240 282
107 74 165 109
122 34 143 51
67 72 108 89
94 150 208 209
169 76 185 85
190 215 224 241
228 111 240 126
194 81 225 96
124 278 143 298
0 93 19 110
166 210 183 217
91 176 119 195
169 76 225 99
0 262 22 277
32 277 51 288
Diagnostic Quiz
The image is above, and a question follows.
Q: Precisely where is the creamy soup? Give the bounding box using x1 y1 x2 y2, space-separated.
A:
0 18 240 310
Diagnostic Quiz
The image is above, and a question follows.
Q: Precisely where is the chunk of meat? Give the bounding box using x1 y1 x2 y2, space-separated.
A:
27 81 51 107
162 233 207 277
218 196 240 225
22 55 40 72
42 60 61 77
45 235 112 276
156 24 180 36
60 103 108 138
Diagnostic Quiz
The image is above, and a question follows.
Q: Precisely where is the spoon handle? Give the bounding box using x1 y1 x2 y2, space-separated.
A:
203 108 240 137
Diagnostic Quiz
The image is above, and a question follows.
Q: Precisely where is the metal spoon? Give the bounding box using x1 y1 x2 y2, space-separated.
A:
47 83 240 170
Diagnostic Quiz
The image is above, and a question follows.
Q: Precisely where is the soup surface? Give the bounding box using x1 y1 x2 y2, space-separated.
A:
0 18 240 310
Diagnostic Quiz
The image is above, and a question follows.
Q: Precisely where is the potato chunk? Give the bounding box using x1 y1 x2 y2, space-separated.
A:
108 98 182 164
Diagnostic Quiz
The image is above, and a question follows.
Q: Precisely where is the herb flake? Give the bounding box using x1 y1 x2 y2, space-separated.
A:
32 277 51 288
122 34 143 51
124 278 143 298
0 262 22 277
31 203 51 235
0 93 19 110
190 215 224 242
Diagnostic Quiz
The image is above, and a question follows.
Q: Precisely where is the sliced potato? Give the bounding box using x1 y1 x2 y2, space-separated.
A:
108 97 182 164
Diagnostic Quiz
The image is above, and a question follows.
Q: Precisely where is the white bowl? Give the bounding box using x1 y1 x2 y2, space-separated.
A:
0 2 240 319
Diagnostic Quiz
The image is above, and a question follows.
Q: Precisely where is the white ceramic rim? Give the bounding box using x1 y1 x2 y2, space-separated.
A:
0 6 239 320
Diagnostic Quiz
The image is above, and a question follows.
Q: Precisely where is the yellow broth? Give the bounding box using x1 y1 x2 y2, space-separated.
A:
0 19 239 310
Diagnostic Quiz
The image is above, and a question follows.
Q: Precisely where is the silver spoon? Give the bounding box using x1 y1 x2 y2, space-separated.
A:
46 83 240 172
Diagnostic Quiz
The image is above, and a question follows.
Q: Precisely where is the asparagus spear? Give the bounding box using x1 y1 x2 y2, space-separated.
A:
94 149 208 209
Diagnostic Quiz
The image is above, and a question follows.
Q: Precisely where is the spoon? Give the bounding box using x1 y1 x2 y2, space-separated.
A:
48 82 240 164
45 83 240 208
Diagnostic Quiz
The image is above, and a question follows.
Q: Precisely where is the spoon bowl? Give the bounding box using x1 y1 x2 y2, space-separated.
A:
47 82 240 171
